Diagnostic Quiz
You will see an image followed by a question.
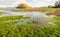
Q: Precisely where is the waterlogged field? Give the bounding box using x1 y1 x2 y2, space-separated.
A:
0 15 60 37
12 8 57 12
0 7 60 37
13 8 60 16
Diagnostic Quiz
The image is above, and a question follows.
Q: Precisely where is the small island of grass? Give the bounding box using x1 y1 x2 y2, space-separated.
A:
0 12 5 15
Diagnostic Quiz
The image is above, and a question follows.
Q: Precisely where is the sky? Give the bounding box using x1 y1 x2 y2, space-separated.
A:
0 0 59 7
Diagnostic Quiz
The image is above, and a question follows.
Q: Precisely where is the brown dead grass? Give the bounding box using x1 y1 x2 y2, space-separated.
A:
46 8 60 16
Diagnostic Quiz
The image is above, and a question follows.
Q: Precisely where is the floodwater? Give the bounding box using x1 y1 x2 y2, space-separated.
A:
0 8 53 25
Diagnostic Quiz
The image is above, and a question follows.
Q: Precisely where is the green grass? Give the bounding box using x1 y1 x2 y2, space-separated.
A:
0 16 30 21
12 9 27 12
0 12 5 15
0 15 60 37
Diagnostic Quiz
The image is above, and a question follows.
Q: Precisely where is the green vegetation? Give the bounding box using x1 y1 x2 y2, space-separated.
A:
0 12 5 15
0 15 60 37
13 8 58 12
0 16 30 21
12 9 27 12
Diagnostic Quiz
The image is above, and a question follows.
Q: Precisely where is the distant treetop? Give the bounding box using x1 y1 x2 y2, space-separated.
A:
17 3 31 9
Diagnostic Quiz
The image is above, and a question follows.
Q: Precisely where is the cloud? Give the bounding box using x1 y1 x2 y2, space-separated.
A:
0 0 59 7
23 0 58 7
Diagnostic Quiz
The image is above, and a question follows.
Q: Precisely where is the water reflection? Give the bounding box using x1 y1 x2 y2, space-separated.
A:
16 22 27 24
0 8 52 25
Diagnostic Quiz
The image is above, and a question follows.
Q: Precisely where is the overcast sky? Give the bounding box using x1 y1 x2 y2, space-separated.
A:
0 0 59 7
